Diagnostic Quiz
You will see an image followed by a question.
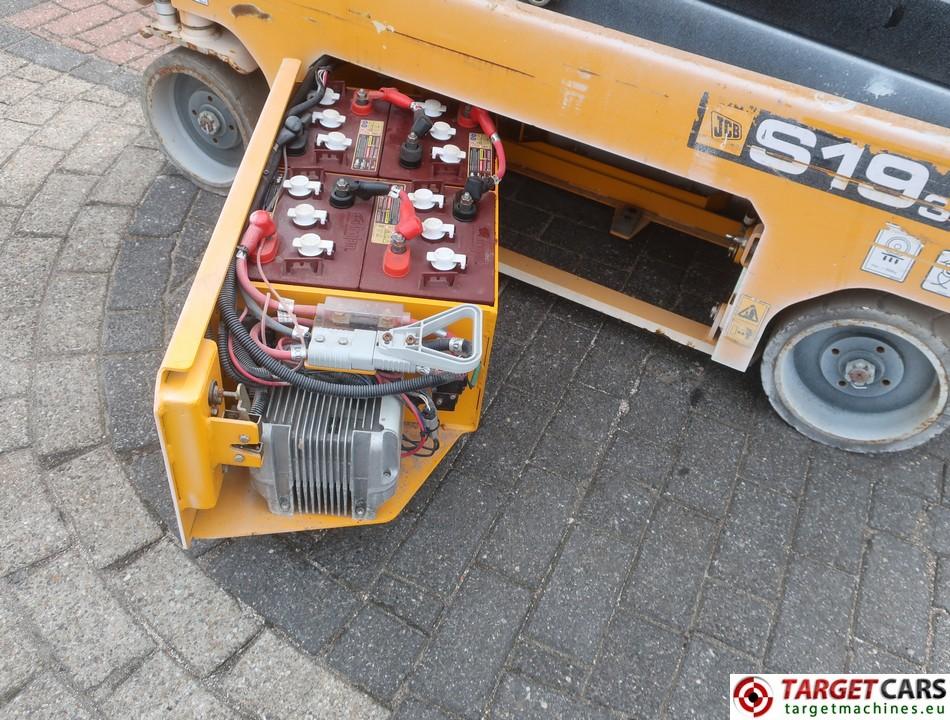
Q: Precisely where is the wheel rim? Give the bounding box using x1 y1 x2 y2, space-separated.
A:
149 70 245 187
774 319 947 445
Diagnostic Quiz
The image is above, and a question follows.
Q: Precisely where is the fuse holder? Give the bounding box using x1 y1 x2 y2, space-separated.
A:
283 175 321 198
426 247 467 271
287 204 328 227
430 121 456 141
313 108 346 128
292 233 334 257
432 144 464 164
316 132 353 151
408 188 445 210
421 217 455 241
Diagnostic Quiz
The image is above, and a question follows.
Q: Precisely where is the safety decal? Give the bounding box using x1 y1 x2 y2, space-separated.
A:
861 223 923 283
352 119 384 172
370 182 407 244
688 93 950 231
726 295 770 347
922 250 950 298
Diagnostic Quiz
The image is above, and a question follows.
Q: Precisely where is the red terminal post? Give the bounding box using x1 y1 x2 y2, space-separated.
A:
242 209 278 264
456 104 478 129
383 190 422 278
350 88 381 116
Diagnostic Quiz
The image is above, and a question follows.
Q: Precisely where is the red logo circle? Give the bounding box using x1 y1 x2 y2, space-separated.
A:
733 676 774 718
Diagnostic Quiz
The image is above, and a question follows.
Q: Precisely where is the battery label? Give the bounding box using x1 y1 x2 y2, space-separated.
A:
370 182 407 244
352 120 384 172
467 132 493 176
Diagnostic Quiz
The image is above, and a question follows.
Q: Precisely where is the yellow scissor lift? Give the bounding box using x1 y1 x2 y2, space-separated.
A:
146 0 950 544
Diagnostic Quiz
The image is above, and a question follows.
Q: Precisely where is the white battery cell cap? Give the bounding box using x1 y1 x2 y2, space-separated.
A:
422 99 447 118
432 144 464 164
316 131 353 151
408 188 445 210
313 108 346 128
429 121 456 141
292 233 334 257
283 175 321 198
421 217 456 241
287 203 328 227
319 87 341 106
427 247 466 271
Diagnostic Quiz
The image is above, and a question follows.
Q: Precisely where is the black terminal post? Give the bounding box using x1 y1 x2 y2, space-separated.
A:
399 108 435 169
329 177 393 209
285 115 308 156
452 175 494 222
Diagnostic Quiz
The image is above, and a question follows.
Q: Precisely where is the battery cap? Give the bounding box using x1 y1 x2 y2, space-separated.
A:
421 217 456 241
423 99 447 118
319 87 341 106
426 247 467 271
287 203 328 227
430 121 456 141
283 175 321 198
313 108 346 128
432 144 464 164
408 188 445 210
316 131 353 151
292 233 334 257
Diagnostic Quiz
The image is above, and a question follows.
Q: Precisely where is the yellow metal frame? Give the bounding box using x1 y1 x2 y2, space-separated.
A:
155 0 950 542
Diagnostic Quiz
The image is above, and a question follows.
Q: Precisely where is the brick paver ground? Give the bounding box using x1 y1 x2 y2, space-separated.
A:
1 3 949 718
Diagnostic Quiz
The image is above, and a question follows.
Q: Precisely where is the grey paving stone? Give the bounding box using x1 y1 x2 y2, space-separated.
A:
864 453 943 501
491 673 613 720
108 235 174 310
389 474 504 596
167 252 198 292
59 204 131 273
0 310 35 400
115 540 260 675
0 144 63 206
505 316 592 404
493 279 551 344
90 145 166 206
667 412 744 516
0 117 34 165
79 84 128 109
0 452 70 575
499 199 552 237
666 637 753 719
767 555 855 672
129 174 197 236
856 533 931 662
713 479 796 601
546 383 620 443
622 499 717 629
480 465 579 587
870 483 927 539
204 535 359 654
410 566 532 719
102 309 165 354
13 549 154 690
586 614 684 717
0 396 29 453
931 612 950 672
27 72 90 101
455 386 553 483
518 177 613 229
794 456 871 572
0 25 28 50
102 352 162 452
0 92 59 126
624 255 681 307
70 58 139 97
125 450 178 531
392 696 452 720
102 651 235 720
31 355 105 460
573 318 653 397
580 447 657 537
527 525 635 663
930 505 950 555
47 446 160 568
6 35 87 72
219 630 387 720
59 121 141 175
38 273 108 353
0 674 93 720
741 401 812 497
937 558 950 612
371 573 444 632
619 353 701 449
31 100 115 151
292 510 416 589
594 431 676 494
0 584 42 697
0 75 39 104
506 640 588 695
850 638 921 673
0 233 60 305
328 604 426 701
689 362 757 430
697 579 773 657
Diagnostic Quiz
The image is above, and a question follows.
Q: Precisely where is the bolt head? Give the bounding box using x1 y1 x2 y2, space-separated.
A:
233 453 245 463
844 359 876 387
196 109 221 136
239 434 250 443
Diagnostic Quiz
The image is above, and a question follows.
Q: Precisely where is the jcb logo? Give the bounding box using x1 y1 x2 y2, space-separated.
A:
711 111 743 140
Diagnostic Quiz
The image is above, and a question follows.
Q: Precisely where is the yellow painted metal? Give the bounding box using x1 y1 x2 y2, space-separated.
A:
162 0 950 374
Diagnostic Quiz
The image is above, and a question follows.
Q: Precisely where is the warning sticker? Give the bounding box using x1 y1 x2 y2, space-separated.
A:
861 223 923 283
922 250 950 298
370 182 407 245
351 120 384 172
726 295 770 347
467 132 493 176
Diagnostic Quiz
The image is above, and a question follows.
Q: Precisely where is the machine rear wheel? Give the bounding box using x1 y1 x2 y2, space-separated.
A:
760 292 950 453
142 48 267 194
